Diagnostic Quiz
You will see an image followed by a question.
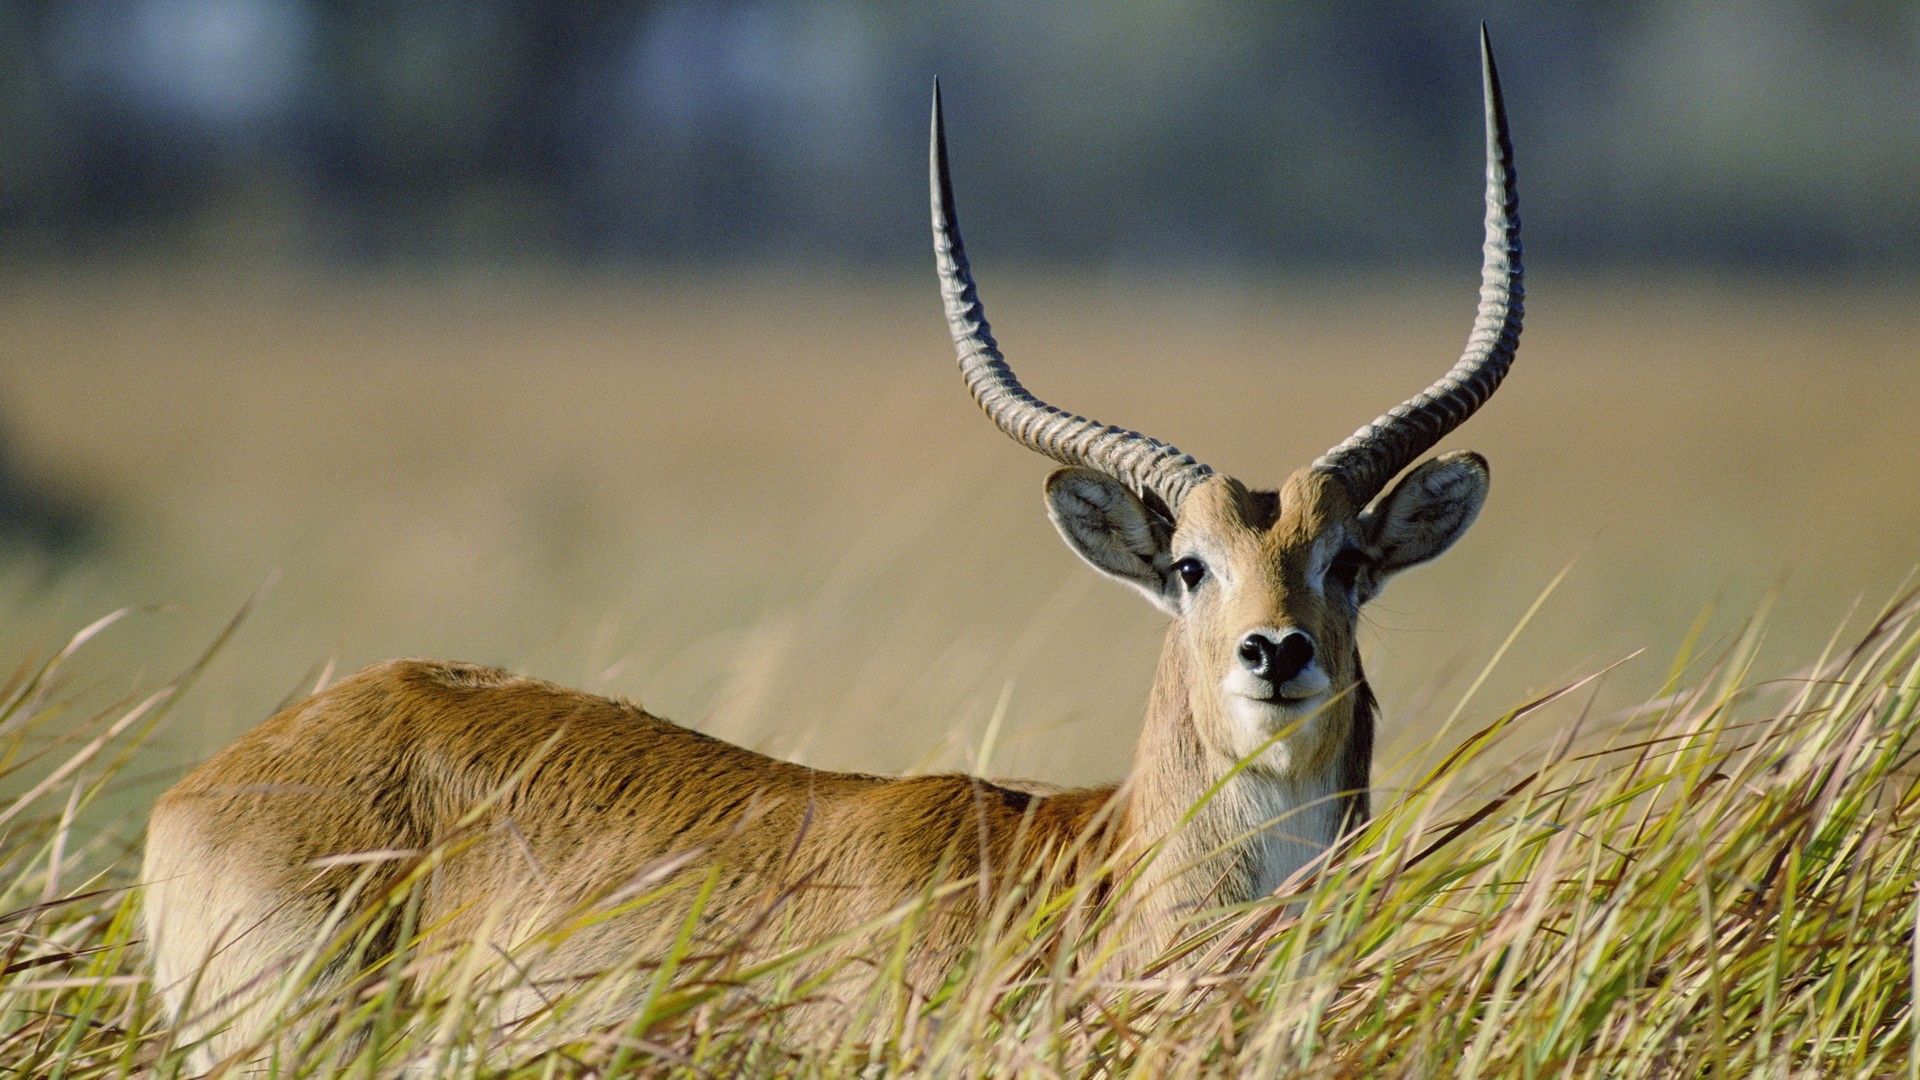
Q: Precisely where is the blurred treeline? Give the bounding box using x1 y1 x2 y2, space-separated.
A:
0 0 1914 269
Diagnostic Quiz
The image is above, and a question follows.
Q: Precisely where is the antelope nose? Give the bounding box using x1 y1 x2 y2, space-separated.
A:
1237 629 1315 684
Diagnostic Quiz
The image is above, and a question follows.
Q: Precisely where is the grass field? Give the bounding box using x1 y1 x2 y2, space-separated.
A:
1 268 1917 1074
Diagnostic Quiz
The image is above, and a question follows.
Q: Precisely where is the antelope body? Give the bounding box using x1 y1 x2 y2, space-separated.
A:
145 33 1524 1065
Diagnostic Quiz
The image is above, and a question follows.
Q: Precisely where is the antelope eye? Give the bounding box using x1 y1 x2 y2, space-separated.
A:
1173 557 1208 590
1328 548 1368 590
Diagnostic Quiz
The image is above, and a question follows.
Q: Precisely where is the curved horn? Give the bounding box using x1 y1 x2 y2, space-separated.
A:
1312 24 1523 504
931 81 1213 515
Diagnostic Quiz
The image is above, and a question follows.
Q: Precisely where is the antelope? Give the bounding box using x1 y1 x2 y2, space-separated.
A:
144 31 1521 1065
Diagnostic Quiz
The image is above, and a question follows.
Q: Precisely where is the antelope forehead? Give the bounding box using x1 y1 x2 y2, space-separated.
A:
1175 484 1357 595
1236 519 1349 595
1295 524 1352 583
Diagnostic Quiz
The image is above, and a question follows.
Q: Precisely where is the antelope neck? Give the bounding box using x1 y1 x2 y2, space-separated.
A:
1117 628 1356 913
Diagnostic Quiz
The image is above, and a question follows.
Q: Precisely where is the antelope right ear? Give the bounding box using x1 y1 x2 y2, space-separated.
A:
1044 468 1179 614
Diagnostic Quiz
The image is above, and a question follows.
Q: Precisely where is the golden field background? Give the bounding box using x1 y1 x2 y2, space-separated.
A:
2 269 1916 821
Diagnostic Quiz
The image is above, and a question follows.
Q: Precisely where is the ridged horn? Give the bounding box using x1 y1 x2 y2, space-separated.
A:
931 81 1214 516
1311 24 1523 504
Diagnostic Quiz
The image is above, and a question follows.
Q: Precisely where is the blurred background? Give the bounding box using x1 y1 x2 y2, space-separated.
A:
0 1 1916 267
0 2 1915 820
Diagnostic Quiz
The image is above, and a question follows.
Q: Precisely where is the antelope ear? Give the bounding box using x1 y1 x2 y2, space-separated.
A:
1044 468 1178 614
1357 451 1489 579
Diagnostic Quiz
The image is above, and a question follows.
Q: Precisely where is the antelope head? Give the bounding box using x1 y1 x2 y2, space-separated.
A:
931 30 1521 838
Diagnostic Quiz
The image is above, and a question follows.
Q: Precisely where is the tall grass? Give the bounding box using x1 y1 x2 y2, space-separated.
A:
3 589 1918 1077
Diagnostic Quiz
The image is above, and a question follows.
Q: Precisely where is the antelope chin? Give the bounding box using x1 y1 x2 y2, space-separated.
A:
1220 669 1335 774
1216 695 1321 775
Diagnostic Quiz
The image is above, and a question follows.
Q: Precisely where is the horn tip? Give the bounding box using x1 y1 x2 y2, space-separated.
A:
1479 23 1508 126
930 80 949 159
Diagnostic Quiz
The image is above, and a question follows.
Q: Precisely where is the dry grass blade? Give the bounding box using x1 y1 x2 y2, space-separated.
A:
0 587 1917 1076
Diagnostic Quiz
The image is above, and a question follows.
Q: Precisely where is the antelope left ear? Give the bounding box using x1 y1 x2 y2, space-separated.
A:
1356 451 1490 577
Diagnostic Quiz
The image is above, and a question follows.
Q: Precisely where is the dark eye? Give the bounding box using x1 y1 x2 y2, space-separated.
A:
1328 549 1369 592
1173 557 1207 590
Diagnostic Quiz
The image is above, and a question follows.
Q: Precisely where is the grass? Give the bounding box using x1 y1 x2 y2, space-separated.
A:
0 269 1916 1074
4 584 1918 1076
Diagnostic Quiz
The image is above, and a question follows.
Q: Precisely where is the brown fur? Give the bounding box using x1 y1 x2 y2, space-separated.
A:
144 462 1484 1064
